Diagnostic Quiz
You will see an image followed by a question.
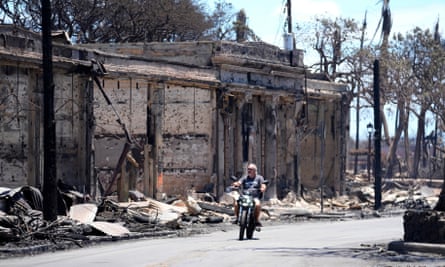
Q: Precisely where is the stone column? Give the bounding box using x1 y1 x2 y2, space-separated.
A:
265 95 278 200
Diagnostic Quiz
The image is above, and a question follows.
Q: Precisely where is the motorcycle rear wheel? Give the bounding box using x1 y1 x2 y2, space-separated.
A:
239 210 248 240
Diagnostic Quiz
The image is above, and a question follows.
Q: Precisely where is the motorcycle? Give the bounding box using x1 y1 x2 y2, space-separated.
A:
228 176 268 240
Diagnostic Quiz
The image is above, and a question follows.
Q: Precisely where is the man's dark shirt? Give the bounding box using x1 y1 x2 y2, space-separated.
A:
238 175 265 198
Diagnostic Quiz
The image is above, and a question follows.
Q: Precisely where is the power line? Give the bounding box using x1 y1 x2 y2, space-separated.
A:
273 0 288 47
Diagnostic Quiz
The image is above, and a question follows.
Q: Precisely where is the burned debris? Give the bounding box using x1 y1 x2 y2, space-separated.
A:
1 25 444 257
0 173 440 257
0 183 199 257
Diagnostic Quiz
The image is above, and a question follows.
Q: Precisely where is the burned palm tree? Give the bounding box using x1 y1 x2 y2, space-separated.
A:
234 9 247 42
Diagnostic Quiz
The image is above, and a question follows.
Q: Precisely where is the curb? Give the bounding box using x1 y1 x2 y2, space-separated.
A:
388 240 445 255
0 230 179 258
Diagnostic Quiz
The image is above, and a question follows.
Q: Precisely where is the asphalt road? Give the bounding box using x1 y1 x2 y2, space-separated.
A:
2 215 445 267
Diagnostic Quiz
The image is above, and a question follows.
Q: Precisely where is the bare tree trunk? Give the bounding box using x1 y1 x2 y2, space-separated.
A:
403 126 411 176
385 125 402 178
376 105 388 174
385 102 407 178
380 106 391 146
412 107 426 178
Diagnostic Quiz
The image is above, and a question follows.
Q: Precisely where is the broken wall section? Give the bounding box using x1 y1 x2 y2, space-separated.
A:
217 93 303 199
0 64 93 191
297 79 350 195
0 25 94 192
72 39 348 200
160 85 215 196
0 65 31 188
94 78 148 196
299 97 344 192
93 78 216 198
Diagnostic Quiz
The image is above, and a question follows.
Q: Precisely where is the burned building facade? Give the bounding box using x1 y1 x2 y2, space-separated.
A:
0 26 93 192
0 25 350 200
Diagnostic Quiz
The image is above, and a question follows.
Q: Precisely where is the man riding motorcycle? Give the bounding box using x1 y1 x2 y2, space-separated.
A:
232 163 266 227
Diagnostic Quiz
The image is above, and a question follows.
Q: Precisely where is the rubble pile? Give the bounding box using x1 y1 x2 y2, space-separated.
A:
273 174 439 218
0 187 181 257
0 174 442 257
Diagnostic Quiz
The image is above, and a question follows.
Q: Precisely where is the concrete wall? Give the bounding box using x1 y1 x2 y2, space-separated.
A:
0 26 93 192
0 65 30 188
0 25 350 200
0 63 92 191
93 78 148 196
93 80 216 197
160 85 215 196
53 73 92 190
299 98 342 192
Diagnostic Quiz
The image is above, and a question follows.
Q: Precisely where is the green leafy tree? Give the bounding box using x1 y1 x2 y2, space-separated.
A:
0 0 238 43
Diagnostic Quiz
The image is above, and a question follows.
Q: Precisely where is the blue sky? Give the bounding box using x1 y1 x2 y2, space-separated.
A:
208 0 445 50
206 1 445 140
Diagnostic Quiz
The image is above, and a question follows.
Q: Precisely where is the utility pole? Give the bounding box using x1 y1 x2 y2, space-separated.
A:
287 0 292 34
286 0 295 65
373 60 382 210
354 12 367 174
42 0 58 221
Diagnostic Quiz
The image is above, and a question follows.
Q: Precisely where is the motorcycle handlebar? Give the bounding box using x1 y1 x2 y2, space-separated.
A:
230 176 238 181
229 175 269 184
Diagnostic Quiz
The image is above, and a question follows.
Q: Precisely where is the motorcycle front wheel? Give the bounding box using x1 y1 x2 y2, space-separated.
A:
246 212 255 239
239 209 248 240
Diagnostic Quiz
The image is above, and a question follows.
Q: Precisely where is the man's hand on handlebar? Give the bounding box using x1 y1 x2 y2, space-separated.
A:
260 183 266 193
